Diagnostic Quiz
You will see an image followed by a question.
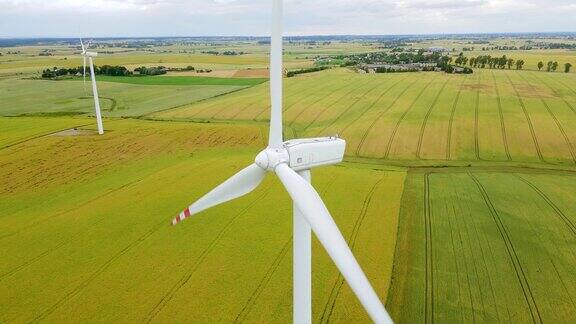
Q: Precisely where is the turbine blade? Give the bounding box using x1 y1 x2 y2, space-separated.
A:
80 38 85 52
172 163 266 225
268 0 283 148
275 164 393 324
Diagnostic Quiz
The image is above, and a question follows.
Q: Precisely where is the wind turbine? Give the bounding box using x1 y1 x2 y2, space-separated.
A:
80 39 104 135
171 1 393 323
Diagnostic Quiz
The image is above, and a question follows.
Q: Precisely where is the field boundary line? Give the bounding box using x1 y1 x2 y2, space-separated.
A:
468 172 542 324
491 71 512 161
144 186 273 323
416 78 450 159
315 75 410 137
517 72 576 164
446 75 467 160
514 175 576 236
506 74 545 163
0 123 92 150
143 86 249 118
382 76 436 159
319 174 386 323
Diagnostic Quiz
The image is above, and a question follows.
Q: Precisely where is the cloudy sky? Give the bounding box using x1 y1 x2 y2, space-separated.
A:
0 0 574 38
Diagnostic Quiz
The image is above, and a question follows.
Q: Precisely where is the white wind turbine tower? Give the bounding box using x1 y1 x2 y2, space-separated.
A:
171 1 393 323
80 39 104 135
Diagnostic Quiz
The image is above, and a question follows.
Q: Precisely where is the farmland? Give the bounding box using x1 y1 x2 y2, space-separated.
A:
155 68 576 166
0 119 405 323
388 170 576 323
1 35 576 323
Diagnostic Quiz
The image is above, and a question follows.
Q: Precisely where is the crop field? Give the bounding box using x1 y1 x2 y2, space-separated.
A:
0 119 405 323
0 78 246 117
154 68 576 165
387 170 576 323
95 75 268 86
2 38 576 323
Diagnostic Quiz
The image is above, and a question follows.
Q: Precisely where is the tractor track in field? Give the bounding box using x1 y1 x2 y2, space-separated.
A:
144 186 272 323
209 92 264 120
514 175 576 236
0 123 93 151
507 74 545 163
0 171 152 242
287 78 355 127
31 217 167 323
517 73 576 164
533 73 576 115
446 76 467 160
315 75 409 138
300 77 371 134
553 77 576 97
234 174 338 322
320 175 386 324
474 74 482 161
381 77 435 159
351 77 416 158
253 77 342 122
416 78 450 159
468 172 542 324
447 203 474 323
1 158 219 284
233 238 291 323
492 71 512 161
424 173 434 324
234 80 312 121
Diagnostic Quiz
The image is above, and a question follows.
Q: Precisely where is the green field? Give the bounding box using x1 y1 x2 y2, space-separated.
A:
155 68 576 166
0 78 246 117
94 75 268 86
388 170 576 323
2 38 576 323
0 119 405 322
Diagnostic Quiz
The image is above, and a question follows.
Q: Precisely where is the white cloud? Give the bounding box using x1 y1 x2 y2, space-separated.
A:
0 0 574 37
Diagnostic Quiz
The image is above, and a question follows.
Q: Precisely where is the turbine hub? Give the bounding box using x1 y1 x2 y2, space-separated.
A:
255 147 289 171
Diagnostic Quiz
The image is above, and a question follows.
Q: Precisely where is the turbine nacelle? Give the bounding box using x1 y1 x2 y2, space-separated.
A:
255 137 346 172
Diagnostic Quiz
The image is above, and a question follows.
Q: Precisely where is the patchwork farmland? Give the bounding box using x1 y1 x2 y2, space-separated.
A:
1 37 576 322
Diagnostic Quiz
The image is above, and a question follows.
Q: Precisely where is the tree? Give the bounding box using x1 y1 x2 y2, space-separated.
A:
538 61 544 71
547 61 553 72
515 60 525 70
565 63 573 73
552 61 559 72
507 58 515 69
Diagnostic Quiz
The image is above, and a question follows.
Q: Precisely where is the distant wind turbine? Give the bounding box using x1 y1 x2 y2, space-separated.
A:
171 1 393 323
80 39 104 135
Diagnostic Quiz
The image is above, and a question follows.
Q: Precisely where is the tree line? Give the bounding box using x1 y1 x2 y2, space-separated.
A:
452 53 572 73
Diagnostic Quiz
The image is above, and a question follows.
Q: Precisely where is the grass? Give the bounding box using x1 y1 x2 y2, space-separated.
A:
95 75 268 86
387 170 576 323
0 118 406 323
0 116 93 148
